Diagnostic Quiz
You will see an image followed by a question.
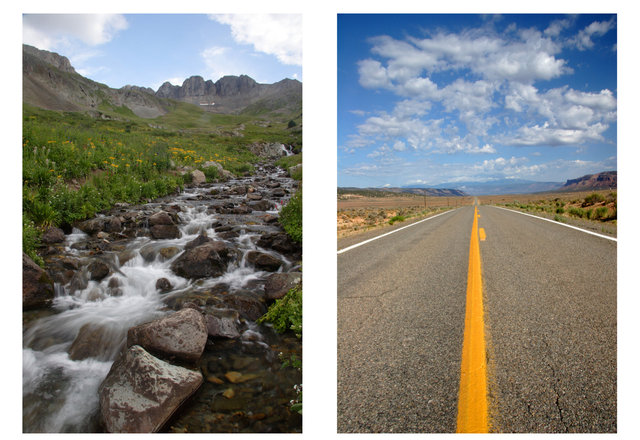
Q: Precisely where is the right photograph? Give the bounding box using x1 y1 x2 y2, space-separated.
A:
337 14 617 433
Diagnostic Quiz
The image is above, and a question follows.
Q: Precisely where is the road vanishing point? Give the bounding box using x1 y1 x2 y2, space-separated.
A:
337 201 616 433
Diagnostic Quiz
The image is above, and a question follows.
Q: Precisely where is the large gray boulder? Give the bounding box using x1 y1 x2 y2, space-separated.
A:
22 253 54 310
99 345 203 433
127 308 208 363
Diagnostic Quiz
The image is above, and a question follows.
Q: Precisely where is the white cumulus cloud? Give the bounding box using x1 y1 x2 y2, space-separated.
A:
23 14 128 50
210 14 301 66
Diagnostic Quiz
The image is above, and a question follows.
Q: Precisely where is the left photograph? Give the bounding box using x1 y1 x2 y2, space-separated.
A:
22 14 302 433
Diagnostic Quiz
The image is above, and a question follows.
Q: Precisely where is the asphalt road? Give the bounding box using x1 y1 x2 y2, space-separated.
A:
337 204 616 433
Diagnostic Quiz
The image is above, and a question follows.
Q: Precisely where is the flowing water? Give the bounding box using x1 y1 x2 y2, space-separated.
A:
22 164 302 433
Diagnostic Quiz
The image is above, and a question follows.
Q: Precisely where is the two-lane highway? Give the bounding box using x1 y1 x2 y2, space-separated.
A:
337 204 616 433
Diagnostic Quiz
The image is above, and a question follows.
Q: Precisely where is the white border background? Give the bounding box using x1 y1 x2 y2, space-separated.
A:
3 1 638 438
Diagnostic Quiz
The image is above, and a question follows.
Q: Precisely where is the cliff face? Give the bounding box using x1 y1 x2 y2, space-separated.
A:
562 171 617 191
23 44 169 118
154 74 301 115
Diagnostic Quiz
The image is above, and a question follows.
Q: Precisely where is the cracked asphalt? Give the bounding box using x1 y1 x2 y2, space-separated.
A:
337 204 616 433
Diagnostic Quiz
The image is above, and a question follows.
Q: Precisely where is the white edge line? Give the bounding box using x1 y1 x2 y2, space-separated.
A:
337 208 458 254
492 205 617 242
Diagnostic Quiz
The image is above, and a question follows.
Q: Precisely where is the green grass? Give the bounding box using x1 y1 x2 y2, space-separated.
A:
23 103 300 250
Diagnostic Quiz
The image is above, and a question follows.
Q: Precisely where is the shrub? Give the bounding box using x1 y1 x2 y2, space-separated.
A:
568 207 585 218
388 215 406 225
555 207 565 214
201 166 219 182
583 193 605 206
257 285 302 337
594 206 609 220
279 190 302 243
23 214 44 266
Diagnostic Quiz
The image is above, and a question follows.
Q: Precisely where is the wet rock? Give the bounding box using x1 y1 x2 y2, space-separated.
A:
78 218 105 235
257 232 301 255
41 226 65 244
127 308 208 363
107 277 123 297
271 188 287 198
99 345 203 433
150 224 181 239
247 193 263 201
159 246 180 261
224 371 259 384
139 244 158 262
22 253 54 310
117 249 137 266
229 185 247 195
88 260 110 281
156 278 173 292
149 211 174 226
264 272 302 301
222 293 267 321
69 323 118 361
61 256 80 270
246 251 282 272
184 234 213 251
247 200 273 212
205 314 241 339
96 231 110 240
68 271 89 294
232 205 252 215
104 216 122 233
262 214 279 224
217 230 240 240
171 242 232 279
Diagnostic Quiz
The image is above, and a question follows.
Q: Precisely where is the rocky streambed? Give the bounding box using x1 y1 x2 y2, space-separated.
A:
22 162 302 433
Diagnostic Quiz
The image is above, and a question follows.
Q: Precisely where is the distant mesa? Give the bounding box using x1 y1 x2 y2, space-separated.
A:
561 171 616 191
22 44 301 118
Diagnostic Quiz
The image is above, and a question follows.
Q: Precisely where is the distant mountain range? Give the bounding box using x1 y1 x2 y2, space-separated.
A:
432 179 563 196
338 187 468 197
22 44 301 119
339 171 617 197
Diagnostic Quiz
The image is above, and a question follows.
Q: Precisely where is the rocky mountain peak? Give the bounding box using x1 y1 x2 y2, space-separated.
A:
23 44 76 74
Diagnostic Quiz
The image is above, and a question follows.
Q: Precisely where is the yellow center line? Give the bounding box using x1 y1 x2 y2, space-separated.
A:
456 206 489 433
479 228 486 241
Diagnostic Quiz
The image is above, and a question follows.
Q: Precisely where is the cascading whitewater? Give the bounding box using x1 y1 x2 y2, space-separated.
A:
22 165 301 433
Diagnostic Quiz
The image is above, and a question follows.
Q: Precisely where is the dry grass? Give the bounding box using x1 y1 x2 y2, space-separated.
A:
337 195 472 238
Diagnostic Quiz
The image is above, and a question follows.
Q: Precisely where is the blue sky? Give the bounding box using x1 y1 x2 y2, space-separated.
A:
338 14 617 187
22 13 302 90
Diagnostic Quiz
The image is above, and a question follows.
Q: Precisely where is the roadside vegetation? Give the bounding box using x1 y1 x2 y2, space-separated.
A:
500 191 617 223
338 205 453 237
